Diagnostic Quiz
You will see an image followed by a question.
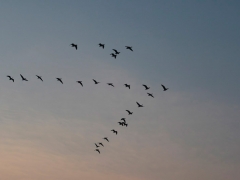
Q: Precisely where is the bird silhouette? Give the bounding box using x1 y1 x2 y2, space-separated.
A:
123 122 128 127
95 143 100 148
77 81 83 87
118 122 124 126
136 102 144 107
103 137 109 142
20 74 28 81
126 110 133 115
111 129 118 135
121 118 126 123
124 84 130 89
110 53 117 59
7 76 14 82
99 43 105 49
147 93 154 98
99 142 104 147
107 83 114 87
125 46 133 51
95 149 100 154
142 84 150 90
56 78 63 84
36 75 43 81
112 49 120 54
93 79 100 84
161 84 169 91
70 43 77 50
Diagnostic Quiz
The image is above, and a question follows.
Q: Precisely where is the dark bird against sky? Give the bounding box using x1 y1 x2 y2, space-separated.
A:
126 110 133 115
111 129 118 135
99 143 104 147
124 84 130 89
95 143 100 148
136 102 144 107
98 43 104 49
36 75 43 82
7 75 14 82
70 43 77 50
93 79 100 84
125 46 133 51
121 118 126 123
56 78 63 84
77 81 83 87
103 137 109 142
142 84 150 90
110 53 117 59
161 84 169 91
95 149 100 154
20 74 28 81
107 83 114 87
112 49 120 54
147 93 154 98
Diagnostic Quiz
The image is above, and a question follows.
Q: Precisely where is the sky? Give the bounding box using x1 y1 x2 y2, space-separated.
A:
0 1 240 179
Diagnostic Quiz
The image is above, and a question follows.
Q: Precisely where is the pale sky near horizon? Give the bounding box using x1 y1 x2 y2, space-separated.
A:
0 1 240 180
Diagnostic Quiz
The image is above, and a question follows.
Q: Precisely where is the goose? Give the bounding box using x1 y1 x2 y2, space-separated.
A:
124 84 130 89
161 84 169 91
112 49 120 54
93 79 100 84
126 110 133 115
99 43 105 49
125 46 133 51
36 75 43 81
77 81 83 87
147 93 154 98
142 84 150 90
95 149 100 154
7 75 14 82
136 102 144 107
20 74 28 81
70 43 77 50
56 78 63 84
103 137 109 142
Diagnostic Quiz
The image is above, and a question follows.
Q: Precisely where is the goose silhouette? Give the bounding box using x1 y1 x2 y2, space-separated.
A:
7 75 14 82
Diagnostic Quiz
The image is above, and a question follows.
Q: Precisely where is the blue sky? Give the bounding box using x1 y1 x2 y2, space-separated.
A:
0 1 240 180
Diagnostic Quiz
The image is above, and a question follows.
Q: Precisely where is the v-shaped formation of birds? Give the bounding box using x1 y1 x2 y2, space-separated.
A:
6 43 169 154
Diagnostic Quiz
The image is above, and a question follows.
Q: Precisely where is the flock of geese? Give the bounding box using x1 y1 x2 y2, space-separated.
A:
6 43 169 154
93 82 168 154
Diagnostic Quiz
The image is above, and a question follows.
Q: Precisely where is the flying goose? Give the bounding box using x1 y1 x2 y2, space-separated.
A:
93 79 100 84
20 74 28 81
70 43 77 50
111 129 118 135
142 84 150 90
126 110 133 115
56 78 63 84
36 75 43 81
77 81 83 87
103 137 109 142
110 53 117 59
161 84 169 91
7 75 14 82
147 93 154 98
125 46 133 51
99 43 105 49
112 49 120 54
124 84 130 89
136 102 144 107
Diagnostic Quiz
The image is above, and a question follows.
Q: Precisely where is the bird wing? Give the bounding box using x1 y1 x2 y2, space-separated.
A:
20 74 24 79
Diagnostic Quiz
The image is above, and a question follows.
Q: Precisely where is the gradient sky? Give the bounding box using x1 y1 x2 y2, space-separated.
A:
0 1 240 180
